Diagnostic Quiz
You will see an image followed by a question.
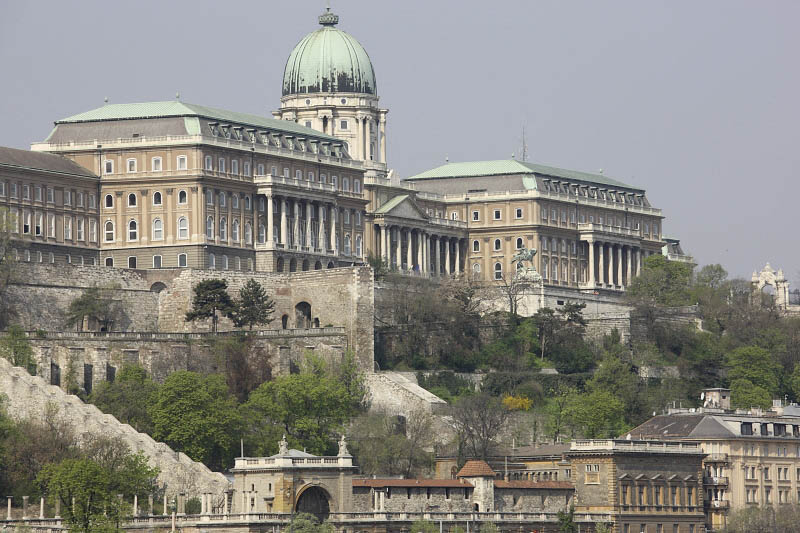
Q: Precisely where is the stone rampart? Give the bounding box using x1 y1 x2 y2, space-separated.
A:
0 357 229 496
365 372 449 416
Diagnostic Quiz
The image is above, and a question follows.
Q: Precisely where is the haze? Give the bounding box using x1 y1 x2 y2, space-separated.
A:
1 1 797 279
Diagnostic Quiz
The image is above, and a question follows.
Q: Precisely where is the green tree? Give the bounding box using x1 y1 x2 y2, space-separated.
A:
410 520 438 533
730 379 772 410
789 364 800 403
213 335 272 403
149 371 242 469
367 252 389 280
185 279 235 332
545 383 576 443
626 254 693 307
725 346 780 396
566 390 628 439
557 507 577 533
479 524 499 533
231 279 275 330
286 513 333 533
65 285 121 332
0 324 36 374
89 365 158 434
242 367 357 456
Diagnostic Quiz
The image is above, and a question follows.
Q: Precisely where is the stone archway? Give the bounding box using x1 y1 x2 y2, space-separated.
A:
752 263 790 309
149 282 167 293
295 302 312 328
295 485 330 521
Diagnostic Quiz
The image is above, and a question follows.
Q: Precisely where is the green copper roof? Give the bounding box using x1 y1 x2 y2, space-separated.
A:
406 159 636 189
374 194 409 215
56 101 341 142
282 9 376 96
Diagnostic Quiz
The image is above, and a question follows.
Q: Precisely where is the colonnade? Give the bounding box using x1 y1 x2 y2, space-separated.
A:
256 194 363 258
375 223 464 276
586 240 655 289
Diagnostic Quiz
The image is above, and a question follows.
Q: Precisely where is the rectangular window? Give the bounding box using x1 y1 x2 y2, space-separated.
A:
272 166 278 176
22 211 30 234
127 159 137 173
205 155 213 170
177 155 187 170
48 214 55 237
219 158 226 172
64 190 71 206
88 194 96 209
283 167 290 177
23 184 30 199
561 210 567 222
34 213 42 236
257 164 265 176
570 211 576 223
64 216 72 240
231 160 239 175
77 218 84 241
89 220 97 242
10 183 17 198
153 255 162 268
34 186 42 202
493 209 501 220
104 160 114 174
152 157 162 171
243 162 251 176
472 211 479 221
0 181 5 196
515 207 523 219
77 192 84 207
340 120 348 130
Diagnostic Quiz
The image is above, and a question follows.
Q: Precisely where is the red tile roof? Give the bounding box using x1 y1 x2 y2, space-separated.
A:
353 479 473 488
457 460 496 478
494 480 573 490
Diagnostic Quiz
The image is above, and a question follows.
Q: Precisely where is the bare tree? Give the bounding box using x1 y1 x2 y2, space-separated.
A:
451 393 510 462
494 272 532 320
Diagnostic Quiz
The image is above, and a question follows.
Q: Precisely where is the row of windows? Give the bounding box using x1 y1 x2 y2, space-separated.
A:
540 204 660 236
207 123 343 157
744 465 800 481
204 189 254 209
1 181 96 209
622 524 695 533
104 155 187 174
6 208 98 243
620 483 696 507
104 190 189 209
104 217 190 242
204 217 253 244
12 248 96 265
745 486 800 505
470 207 525 222
541 180 646 207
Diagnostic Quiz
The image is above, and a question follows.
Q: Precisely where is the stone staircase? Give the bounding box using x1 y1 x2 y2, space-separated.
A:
0 357 229 497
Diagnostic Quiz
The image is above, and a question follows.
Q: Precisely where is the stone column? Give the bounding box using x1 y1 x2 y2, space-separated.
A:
331 205 338 255
365 119 373 161
616 245 623 287
380 224 388 261
455 238 461 273
148 495 153 518
434 236 441 275
6 497 11 520
22 496 28 519
380 115 387 164
133 494 139 517
406 229 412 270
39 496 44 519
626 245 632 287
587 241 595 285
637 247 642 275
598 242 605 285
606 243 613 287
266 194 274 245
421 233 427 273
55 498 60 519
280 198 288 246
164 493 168 516
305 202 313 248
292 200 300 248
200 494 206 515
445 237 451 274
178 493 185 516
318 204 325 252
395 227 402 268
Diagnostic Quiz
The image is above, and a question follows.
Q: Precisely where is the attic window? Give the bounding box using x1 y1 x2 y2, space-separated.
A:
741 422 753 435
467 189 486 193
208 122 219 136
221 125 231 138
132 133 140 138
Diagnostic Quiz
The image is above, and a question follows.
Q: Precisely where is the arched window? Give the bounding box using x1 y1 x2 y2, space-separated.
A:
355 235 362 257
472 263 481 279
342 177 350 191
219 217 227 240
232 194 239 209
128 256 137 269
208 253 215 269
206 216 214 239
222 255 229 270
128 193 137 207
128 219 138 241
105 194 113 208
104 221 114 242
320 173 327 184
206 189 213 205
153 191 162 206
353 179 361 193
48 252 54 264
235 257 241 270
258 223 266 244
152 218 163 240
494 262 503 280
232 219 239 241
245 196 251 210
473 240 480 252
542 261 548 279
178 253 187 267
259 197 266 212
552 258 559 281
178 190 187 204
308 171 315 182
105 257 114 267
204 155 213 170
219 192 226 208
177 217 188 240
516 237 523 249
494 239 501 251
245 222 252 245
344 234 351 255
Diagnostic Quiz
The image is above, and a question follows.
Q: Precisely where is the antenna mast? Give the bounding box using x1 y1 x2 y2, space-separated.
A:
520 125 529 162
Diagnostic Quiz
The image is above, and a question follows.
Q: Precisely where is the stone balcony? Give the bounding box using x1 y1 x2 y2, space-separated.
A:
703 476 729 486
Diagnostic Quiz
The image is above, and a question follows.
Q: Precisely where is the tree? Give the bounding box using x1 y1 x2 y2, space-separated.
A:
725 346 780 396
451 393 510 461
242 364 358 456
410 521 438 533
566 390 628 439
557 507 577 533
367 252 389 280
65 285 121 332
545 383 576 443
286 513 334 533
349 409 434 478
185 279 235 332
494 272 532 320
89 364 158 434
730 378 772 410
0 324 36 374
626 254 693 308
148 371 242 469
212 335 272 403
231 279 275 330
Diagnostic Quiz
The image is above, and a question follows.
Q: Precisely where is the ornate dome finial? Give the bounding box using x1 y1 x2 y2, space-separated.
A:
319 6 339 26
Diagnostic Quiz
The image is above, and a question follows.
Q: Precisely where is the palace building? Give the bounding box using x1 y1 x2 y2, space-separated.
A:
0 6 690 309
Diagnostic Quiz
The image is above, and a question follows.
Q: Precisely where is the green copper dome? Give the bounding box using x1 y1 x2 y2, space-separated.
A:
282 9 377 96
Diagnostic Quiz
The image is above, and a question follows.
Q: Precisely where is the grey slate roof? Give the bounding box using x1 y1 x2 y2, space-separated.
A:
0 145 97 178
627 414 739 440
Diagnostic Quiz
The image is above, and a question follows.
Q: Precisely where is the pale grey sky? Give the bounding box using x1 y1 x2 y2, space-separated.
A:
1 1 797 279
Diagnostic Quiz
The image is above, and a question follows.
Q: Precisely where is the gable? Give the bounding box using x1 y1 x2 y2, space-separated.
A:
376 195 429 222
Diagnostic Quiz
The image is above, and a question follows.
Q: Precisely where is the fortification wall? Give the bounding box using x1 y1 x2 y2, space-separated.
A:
365 372 449 416
0 357 229 497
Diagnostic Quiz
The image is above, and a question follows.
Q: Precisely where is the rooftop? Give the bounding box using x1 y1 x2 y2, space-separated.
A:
568 439 704 455
0 145 97 178
353 479 473 488
405 159 635 190
457 460 496 478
